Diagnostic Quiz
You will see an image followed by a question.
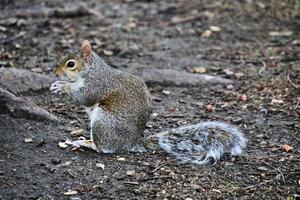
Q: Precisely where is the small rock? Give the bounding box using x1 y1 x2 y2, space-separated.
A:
24 138 33 143
226 84 234 90
255 134 265 138
201 30 212 38
224 69 234 76
126 170 135 176
152 113 159 117
234 72 244 79
162 90 171 95
96 163 105 170
30 68 43 73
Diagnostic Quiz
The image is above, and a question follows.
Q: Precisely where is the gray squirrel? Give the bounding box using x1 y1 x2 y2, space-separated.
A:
50 40 247 165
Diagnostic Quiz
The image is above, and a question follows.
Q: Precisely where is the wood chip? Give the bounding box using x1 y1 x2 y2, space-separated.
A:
192 66 206 74
70 128 84 136
209 26 221 32
63 190 78 196
162 90 171 95
103 50 113 56
126 170 135 176
269 31 293 37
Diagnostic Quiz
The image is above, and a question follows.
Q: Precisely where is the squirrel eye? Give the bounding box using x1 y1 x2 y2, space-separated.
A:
66 60 76 68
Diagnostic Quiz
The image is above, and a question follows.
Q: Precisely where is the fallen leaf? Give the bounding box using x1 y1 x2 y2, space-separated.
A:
282 144 293 152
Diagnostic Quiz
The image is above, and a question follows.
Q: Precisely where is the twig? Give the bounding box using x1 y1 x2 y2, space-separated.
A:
157 14 204 27
291 133 300 142
138 175 172 182
261 160 285 183
123 181 139 185
287 73 299 89
244 180 273 189
152 160 175 173
0 87 62 123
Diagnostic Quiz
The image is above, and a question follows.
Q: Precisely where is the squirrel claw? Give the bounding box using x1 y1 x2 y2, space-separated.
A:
50 81 69 94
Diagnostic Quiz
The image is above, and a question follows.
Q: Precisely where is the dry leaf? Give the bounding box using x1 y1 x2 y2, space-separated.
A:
205 104 213 112
241 95 248 102
282 144 293 152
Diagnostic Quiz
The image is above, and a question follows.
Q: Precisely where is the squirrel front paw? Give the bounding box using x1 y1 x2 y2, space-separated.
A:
50 81 70 94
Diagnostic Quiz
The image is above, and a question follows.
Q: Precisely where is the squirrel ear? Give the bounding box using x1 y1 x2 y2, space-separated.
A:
81 40 92 61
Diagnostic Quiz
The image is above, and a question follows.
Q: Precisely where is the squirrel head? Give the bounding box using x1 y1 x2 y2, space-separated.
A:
54 40 92 80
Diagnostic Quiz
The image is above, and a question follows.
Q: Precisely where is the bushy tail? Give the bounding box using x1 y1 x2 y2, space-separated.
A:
156 121 247 165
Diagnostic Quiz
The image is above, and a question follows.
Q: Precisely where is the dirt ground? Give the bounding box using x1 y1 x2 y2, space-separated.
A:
0 0 299 199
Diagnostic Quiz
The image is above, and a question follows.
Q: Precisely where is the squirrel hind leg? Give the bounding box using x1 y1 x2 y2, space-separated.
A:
72 139 99 152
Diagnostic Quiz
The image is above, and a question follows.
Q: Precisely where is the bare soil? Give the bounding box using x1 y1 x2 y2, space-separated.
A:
0 0 299 199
